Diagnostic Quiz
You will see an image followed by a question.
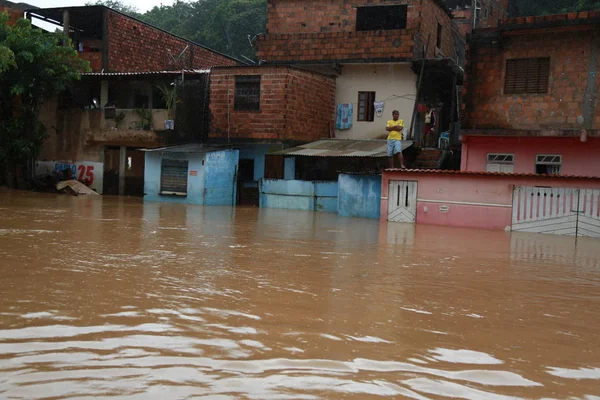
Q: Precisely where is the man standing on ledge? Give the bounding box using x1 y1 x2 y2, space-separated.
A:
386 110 405 169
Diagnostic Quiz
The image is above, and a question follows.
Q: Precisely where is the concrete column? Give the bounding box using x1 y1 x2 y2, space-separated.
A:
100 81 108 108
284 157 296 180
119 146 126 195
62 10 70 39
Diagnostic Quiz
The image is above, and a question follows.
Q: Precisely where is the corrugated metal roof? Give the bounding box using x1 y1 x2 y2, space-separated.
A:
384 169 600 180
140 143 229 153
81 69 210 77
274 139 414 158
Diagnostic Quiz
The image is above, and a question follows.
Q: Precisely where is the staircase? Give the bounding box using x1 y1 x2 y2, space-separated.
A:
410 148 442 170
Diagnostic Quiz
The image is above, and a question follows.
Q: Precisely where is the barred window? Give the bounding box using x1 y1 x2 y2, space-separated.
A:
504 58 550 94
235 75 261 111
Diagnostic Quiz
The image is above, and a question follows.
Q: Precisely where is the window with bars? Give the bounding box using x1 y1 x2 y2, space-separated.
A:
535 154 561 175
235 75 261 111
356 5 407 31
486 153 514 173
357 91 375 122
160 159 189 195
504 58 550 94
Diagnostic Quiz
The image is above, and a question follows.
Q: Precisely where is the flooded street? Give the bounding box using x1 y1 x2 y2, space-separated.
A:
1 190 599 399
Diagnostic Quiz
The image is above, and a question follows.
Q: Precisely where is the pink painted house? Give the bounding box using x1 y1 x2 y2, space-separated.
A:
461 12 600 177
379 12 600 238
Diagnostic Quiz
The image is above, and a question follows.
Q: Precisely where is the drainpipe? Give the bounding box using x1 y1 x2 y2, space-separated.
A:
583 27 599 130
471 0 477 31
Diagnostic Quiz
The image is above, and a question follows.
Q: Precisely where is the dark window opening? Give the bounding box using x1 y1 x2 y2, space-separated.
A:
152 85 167 109
356 5 407 31
134 89 149 109
436 23 443 49
505 58 550 94
235 75 261 111
358 91 376 122
161 159 188 195
239 159 255 182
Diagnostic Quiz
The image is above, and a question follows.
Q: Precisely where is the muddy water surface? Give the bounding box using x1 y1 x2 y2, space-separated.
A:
0 190 599 399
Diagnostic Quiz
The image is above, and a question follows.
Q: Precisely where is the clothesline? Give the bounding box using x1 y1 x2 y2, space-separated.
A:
338 93 416 107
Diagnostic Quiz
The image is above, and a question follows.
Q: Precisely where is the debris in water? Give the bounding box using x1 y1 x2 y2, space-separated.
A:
56 180 99 196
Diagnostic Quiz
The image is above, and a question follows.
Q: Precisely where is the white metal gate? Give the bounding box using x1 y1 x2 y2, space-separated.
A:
512 187 600 237
577 189 600 237
388 181 417 223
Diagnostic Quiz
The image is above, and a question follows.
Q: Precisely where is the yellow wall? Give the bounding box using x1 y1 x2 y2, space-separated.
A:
335 63 417 140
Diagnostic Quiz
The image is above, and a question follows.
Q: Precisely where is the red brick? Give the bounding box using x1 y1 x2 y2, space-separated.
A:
106 11 238 73
463 27 599 131
257 0 463 63
208 67 336 143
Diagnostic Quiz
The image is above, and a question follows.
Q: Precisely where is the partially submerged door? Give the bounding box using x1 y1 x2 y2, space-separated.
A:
388 180 417 223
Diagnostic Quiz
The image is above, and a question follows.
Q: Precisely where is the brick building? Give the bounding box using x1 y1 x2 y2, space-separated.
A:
445 0 510 36
256 0 466 145
461 12 600 176
1 0 30 25
209 66 336 144
24 6 240 72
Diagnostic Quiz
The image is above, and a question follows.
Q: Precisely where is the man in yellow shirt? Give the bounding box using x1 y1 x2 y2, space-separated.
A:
386 110 405 168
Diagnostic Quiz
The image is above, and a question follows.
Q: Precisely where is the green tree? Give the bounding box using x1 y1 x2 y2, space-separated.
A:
0 13 90 187
139 0 266 60
512 0 600 16
84 0 140 17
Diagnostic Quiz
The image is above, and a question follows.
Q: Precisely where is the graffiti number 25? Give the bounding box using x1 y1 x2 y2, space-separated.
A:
77 165 95 185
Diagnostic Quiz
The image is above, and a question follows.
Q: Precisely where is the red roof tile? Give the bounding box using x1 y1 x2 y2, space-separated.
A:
383 169 600 180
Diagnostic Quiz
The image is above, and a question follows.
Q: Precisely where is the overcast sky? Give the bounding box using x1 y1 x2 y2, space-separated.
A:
24 0 166 13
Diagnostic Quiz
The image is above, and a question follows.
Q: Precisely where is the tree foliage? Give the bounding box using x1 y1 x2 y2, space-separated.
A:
88 0 266 60
139 0 266 61
512 0 600 16
85 0 140 17
0 13 90 187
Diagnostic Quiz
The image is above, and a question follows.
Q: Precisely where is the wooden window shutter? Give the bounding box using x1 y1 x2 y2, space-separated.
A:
504 58 550 94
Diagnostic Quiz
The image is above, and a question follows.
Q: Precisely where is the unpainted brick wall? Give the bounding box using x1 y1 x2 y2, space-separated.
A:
448 0 509 34
257 0 456 63
265 0 420 34
463 25 600 131
209 67 335 143
106 10 238 72
1 5 23 25
419 0 455 58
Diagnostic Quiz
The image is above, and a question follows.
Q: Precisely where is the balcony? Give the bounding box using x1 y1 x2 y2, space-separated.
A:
57 108 170 147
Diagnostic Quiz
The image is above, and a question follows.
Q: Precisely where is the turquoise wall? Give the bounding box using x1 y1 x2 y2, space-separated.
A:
144 149 239 206
338 174 382 219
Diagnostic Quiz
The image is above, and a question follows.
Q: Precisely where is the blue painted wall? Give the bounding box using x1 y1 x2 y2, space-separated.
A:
239 144 279 181
314 181 338 212
259 179 338 212
144 152 206 205
337 174 382 219
144 149 239 206
204 150 240 206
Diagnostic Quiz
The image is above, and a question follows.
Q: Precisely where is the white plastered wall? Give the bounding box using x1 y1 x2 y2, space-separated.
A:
335 63 417 139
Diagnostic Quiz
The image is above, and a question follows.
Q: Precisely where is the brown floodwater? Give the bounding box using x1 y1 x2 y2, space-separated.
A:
0 190 599 399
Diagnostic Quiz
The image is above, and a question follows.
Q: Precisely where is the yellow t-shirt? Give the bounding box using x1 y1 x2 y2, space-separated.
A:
387 119 404 140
